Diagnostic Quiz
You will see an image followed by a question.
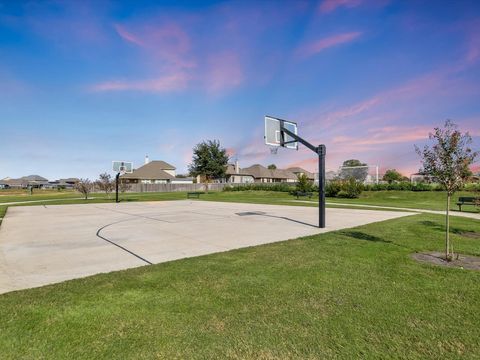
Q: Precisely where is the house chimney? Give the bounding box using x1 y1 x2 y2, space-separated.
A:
145 155 150 164
235 159 239 174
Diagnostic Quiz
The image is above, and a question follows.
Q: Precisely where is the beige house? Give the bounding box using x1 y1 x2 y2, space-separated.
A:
286 167 315 181
225 162 314 183
121 160 177 184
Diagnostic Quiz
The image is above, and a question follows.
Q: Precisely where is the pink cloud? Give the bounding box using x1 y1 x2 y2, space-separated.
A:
297 32 362 58
319 0 363 13
115 22 194 69
205 51 244 93
332 126 430 146
114 24 144 47
91 72 189 92
465 22 480 64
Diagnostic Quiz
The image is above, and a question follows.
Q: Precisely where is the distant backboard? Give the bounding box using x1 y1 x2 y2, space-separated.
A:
112 161 133 174
264 115 298 150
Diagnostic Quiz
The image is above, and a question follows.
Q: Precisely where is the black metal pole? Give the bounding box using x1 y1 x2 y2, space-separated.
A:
280 125 326 228
115 172 120 203
318 145 326 228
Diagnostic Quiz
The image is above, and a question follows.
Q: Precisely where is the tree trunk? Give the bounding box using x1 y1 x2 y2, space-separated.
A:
204 177 209 193
445 194 451 261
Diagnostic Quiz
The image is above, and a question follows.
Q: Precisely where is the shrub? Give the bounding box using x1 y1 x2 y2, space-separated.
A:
326 178 363 198
340 177 364 198
336 190 350 198
464 183 480 192
295 174 314 193
411 183 434 191
326 179 342 197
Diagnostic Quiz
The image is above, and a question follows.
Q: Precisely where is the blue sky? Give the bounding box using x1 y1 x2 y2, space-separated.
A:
0 0 479 180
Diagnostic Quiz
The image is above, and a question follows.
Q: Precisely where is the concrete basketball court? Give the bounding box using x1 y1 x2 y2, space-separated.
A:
0 201 413 294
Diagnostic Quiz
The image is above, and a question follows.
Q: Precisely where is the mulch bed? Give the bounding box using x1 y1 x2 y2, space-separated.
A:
412 251 480 271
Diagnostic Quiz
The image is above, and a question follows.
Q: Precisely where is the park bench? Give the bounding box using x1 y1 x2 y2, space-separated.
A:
294 191 313 200
456 196 480 211
187 192 205 199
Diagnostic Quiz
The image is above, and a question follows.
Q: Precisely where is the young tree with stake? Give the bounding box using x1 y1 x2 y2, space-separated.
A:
415 120 478 261
74 179 92 200
96 173 114 198
188 140 229 193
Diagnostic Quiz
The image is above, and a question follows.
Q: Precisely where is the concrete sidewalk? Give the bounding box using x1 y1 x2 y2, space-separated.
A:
0 201 414 294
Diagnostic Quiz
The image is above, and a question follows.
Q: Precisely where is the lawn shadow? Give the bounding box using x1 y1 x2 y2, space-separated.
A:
419 220 478 236
339 230 414 251
340 231 391 244
235 212 318 228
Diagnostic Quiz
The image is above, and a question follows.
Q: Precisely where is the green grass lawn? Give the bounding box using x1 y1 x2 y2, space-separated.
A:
3 187 479 211
0 205 6 226
0 213 479 359
2 189 478 213
327 190 479 212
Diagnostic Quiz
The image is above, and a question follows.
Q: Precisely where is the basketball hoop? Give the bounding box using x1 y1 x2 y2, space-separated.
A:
269 146 278 155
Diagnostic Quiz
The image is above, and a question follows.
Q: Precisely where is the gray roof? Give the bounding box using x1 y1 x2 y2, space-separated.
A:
225 163 254 177
242 164 297 180
21 175 48 182
286 167 315 180
121 161 175 180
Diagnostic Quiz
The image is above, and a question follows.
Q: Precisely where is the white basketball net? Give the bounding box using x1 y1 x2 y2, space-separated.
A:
269 146 278 155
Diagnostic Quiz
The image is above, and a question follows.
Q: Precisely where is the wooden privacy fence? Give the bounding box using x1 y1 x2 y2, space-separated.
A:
125 183 229 193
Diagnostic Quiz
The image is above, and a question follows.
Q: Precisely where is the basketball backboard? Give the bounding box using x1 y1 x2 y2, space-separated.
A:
112 161 133 174
264 115 298 150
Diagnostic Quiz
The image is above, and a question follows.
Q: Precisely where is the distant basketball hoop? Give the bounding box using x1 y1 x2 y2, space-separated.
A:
112 161 133 203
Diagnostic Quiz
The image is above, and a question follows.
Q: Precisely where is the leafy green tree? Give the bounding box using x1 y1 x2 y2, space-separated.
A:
296 174 313 193
267 164 277 170
188 140 229 192
382 169 404 184
415 120 478 261
339 159 368 182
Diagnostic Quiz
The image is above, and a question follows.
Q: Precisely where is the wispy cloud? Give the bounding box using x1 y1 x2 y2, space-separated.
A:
91 72 189 92
464 20 480 64
319 0 363 14
205 51 244 93
332 126 430 146
318 0 389 14
114 24 144 46
297 31 362 58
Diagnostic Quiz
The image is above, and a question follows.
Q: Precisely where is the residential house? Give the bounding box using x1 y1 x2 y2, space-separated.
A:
286 167 315 181
224 162 255 184
171 177 195 184
121 158 192 184
224 162 312 183
0 175 47 189
44 178 79 189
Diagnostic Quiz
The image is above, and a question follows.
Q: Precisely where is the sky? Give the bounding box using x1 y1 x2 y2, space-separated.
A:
0 0 479 180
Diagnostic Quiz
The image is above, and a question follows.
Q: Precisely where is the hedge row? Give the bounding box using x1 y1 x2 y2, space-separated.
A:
364 182 480 192
223 181 480 193
223 183 295 192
